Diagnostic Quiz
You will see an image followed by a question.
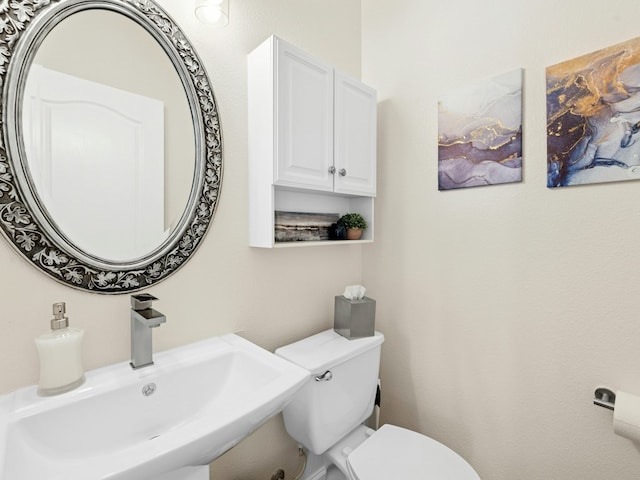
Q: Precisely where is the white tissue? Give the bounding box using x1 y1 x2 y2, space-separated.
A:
613 390 640 442
343 285 366 300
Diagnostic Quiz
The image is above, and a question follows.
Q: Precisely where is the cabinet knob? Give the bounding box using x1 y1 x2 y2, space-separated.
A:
328 166 336 174
339 168 347 176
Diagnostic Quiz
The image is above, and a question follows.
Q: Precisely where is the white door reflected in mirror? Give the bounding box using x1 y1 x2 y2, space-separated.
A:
23 64 167 261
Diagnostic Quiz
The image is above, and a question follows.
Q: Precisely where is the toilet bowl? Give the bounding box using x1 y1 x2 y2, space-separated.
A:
275 330 480 480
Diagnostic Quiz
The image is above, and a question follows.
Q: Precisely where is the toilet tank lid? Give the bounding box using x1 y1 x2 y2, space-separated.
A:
275 329 384 373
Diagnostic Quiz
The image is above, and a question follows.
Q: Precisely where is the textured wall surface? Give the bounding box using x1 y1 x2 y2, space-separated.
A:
362 0 640 478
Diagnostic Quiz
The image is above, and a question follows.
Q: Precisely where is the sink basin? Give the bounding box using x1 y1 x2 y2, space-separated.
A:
0 334 309 480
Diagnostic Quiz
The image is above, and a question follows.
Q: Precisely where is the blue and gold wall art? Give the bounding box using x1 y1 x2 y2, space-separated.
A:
438 68 523 190
547 37 640 187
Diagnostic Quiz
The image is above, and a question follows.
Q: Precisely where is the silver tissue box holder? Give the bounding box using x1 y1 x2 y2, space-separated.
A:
334 295 376 340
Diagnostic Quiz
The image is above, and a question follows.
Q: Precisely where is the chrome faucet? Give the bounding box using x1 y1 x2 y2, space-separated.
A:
130 293 166 369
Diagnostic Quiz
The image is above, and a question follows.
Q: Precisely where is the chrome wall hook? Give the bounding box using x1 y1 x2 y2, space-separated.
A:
594 387 616 410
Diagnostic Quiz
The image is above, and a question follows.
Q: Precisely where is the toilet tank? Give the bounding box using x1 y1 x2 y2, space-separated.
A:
275 330 384 455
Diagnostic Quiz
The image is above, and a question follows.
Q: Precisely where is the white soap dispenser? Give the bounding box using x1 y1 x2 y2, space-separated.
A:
35 302 85 396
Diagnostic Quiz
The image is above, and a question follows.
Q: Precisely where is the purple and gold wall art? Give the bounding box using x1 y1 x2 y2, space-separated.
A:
547 37 640 187
438 69 523 190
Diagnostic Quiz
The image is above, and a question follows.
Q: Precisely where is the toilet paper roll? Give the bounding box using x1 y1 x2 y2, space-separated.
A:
613 391 640 442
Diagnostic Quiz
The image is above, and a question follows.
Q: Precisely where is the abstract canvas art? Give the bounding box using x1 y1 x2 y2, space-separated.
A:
547 37 640 187
438 69 523 190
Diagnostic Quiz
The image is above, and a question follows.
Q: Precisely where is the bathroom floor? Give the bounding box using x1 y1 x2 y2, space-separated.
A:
324 466 346 480
300 465 346 480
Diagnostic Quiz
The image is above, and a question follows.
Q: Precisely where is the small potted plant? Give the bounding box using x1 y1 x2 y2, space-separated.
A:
338 213 368 240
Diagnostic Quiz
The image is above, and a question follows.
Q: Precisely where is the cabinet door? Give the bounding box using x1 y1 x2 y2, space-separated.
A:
275 39 334 191
334 72 377 196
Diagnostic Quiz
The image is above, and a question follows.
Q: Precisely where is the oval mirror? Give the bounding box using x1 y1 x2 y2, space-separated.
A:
0 0 222 293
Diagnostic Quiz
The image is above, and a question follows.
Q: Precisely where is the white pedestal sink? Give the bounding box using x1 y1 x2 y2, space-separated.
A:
0 334 310 480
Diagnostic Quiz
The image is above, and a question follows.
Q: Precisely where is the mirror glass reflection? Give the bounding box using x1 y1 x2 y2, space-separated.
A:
22 9 195 261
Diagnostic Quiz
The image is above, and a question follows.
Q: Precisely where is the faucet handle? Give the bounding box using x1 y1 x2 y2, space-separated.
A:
131 293 158 310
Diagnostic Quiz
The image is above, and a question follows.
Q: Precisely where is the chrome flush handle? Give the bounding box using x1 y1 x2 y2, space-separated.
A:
315 370 333 382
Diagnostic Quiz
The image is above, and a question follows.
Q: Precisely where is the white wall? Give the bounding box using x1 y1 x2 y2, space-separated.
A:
0 1 362 478
362 0 640 478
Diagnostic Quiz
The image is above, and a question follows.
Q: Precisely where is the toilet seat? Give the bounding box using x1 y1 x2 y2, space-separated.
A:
346 425 480 480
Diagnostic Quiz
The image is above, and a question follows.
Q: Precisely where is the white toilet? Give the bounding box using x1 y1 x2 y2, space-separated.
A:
275 329 480 480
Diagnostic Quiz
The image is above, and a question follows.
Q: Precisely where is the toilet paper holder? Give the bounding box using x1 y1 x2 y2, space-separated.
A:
593 387 616 410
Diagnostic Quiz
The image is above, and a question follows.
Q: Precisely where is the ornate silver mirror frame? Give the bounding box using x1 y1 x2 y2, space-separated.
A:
0 0 222 293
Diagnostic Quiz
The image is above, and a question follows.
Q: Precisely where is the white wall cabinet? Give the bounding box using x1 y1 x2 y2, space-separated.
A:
248 35 377 248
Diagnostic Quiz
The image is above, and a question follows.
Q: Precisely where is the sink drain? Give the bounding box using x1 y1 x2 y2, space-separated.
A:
142 383 156 396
